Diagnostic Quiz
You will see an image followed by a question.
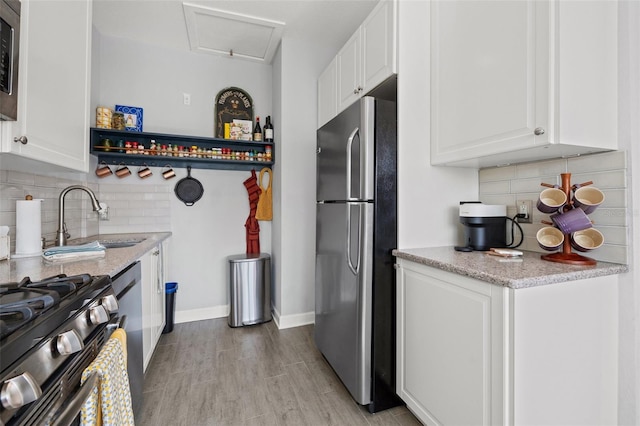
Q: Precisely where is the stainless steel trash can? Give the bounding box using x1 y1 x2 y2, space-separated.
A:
228 253 272 327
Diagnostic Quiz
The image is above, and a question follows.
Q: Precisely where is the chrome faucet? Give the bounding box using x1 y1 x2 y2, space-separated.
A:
55 185 102 246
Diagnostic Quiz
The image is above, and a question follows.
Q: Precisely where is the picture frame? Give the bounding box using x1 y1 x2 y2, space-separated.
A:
115 105 144 132
214 87 253 139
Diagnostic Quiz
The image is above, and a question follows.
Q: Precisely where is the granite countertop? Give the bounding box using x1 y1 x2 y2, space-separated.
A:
393 247 628 289
0 232 172 283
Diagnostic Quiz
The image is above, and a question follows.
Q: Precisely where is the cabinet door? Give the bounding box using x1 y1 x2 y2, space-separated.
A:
337 29 361 112
361 0 396 93
141 245 164 371
0 0 91 172
430 0 549 165
152 243 166 345
141 249 154 371
317 57 338 129
397 261 506 425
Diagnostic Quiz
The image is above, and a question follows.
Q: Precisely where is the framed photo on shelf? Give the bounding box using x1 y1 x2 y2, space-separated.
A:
115 105 143 132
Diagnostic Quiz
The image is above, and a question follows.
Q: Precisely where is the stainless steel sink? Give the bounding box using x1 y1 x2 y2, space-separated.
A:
98 238 146 249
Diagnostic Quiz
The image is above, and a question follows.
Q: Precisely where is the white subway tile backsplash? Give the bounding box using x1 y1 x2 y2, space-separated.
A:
511 177 555 194
0 167 175 249
516 158 566 179
479 151 629 264
568 151 627 172
590 209 628 227
598 226 628 245
479 181 511 194
597 189 628 208
572 170 627 189
479 194 516 206
7 171 36 186
479 165 516 182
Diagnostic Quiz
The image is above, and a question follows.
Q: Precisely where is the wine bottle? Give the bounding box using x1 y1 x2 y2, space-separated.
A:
253 117 262 142
264 116 274 143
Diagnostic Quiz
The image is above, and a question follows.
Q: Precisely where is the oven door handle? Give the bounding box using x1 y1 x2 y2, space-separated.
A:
107 314 127 332
50 371 99 426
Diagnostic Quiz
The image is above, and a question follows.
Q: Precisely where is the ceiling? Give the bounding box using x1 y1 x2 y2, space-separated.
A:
92 0 379 62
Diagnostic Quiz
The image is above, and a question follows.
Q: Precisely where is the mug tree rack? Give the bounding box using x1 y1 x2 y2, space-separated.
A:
539 173 597 266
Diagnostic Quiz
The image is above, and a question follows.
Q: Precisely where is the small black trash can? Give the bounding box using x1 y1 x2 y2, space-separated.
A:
163 282 178 334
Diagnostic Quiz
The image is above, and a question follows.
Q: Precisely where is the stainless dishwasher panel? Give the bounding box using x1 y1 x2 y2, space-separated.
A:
112 261 143 421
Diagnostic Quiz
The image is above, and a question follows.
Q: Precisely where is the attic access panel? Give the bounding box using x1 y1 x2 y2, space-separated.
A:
183 3 285 64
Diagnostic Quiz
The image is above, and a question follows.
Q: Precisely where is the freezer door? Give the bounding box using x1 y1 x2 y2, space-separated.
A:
317 97 375 202
315 201 373 405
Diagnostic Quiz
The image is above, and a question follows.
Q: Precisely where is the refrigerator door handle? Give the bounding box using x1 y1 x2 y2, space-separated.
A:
346 203 361 275
345 127 360 201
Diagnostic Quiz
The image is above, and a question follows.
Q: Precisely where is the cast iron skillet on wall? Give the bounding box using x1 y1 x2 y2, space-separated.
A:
174 166 204 206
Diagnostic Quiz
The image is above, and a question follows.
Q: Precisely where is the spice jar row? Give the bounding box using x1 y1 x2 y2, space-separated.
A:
98 139 273 162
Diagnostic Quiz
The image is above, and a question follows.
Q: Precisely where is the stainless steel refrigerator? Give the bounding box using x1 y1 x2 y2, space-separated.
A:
315 96 400 413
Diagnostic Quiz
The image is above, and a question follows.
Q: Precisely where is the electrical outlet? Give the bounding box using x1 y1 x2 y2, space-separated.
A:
183 93 191 106
517 200 533 223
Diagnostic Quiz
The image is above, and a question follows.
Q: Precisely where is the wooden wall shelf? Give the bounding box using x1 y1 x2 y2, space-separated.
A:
90 128 274 171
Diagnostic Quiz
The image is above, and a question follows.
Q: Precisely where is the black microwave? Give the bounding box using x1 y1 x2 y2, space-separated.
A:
0 0 20 121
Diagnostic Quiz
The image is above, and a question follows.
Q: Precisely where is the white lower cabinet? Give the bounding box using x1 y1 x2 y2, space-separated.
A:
141 241 167 371
396 258 618 425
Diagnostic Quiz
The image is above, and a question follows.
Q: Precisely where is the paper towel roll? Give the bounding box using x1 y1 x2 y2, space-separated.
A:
15 198 43 257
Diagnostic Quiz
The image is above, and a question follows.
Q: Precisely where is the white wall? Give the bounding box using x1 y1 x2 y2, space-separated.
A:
397 1 477 248
272 36 331 327
617 1 640 423
93 34 273 322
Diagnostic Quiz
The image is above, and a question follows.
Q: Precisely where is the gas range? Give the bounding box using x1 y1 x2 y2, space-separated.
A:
0 273 119 425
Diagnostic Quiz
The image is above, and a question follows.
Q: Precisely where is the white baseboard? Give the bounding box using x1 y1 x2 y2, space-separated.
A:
272 306 315 329
175 305 315 330
175 305 229 324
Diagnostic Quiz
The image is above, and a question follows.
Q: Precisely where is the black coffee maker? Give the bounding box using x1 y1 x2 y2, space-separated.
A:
458 202 507 251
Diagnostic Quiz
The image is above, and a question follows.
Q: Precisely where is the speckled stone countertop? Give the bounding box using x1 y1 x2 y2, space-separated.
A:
393 247 628 289
0 232 172 283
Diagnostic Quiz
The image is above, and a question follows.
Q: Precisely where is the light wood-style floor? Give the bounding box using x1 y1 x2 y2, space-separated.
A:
139 318 422 426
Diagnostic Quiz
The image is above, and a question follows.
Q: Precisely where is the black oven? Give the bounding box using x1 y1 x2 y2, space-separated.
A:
0 0 20 121
0 273 121 425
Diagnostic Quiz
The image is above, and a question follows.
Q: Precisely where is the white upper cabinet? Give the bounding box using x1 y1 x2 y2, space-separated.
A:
337 30 362 113
0 0 91 172
318 0 397 128
430 0 618 168
361 0 397 93
317 57 338 129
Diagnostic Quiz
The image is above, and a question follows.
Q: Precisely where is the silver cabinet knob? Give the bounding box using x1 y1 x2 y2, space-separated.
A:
353 88 359 94
101 294 118 313
88 305 109 325
317 147 322 154
357 86 363 93
1 372 42 409
13 136 28 145
55 330 84 356
534 127 545 135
